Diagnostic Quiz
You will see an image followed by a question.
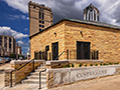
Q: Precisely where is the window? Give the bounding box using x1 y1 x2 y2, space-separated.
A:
39 29 42 31
39 25 41 27
39 12 41 19
42 21 44 24
42 25 44 28
4 37 7 52
39 20 41 23
42 17 44 19
0 36 2 46
33 6 36 8
42 13 44 19
9 37 11 52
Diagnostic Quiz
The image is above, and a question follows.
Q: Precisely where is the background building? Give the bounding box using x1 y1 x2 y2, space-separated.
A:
0 35 16 57
15 44 22 58
28 1 53 36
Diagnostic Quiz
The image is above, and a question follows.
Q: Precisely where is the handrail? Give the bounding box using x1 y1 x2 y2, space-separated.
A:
55 49 69 60
10 53 41 87
10 59 35 87
17 59 34 71
39 69 46 89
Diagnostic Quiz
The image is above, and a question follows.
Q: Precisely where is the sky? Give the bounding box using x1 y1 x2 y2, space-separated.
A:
0 0 120 56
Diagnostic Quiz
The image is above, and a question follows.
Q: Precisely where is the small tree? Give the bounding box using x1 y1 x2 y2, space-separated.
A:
19 55 25 59
10 53 16 58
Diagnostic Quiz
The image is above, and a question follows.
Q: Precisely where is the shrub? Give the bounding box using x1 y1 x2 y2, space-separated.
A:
90 64 93 66
85 64 87 67
100 63 103 66
68 65 70 67
117 62 119 64
72 64 74 67
95 64 98 66
79 63 82 67
103 63 106 65
63 65 67 68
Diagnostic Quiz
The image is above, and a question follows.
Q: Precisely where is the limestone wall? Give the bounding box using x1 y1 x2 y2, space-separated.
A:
64 21 120 61
30 22 66 60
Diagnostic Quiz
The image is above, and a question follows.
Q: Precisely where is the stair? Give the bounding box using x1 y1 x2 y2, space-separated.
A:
22 65 47 89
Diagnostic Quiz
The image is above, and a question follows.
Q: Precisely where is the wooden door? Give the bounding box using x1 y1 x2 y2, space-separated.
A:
52 42 58 60
77 41 90 59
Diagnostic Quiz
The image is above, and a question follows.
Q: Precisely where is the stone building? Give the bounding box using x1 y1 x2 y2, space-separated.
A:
29 4 120 62
28 1 53 36
0 35 16 57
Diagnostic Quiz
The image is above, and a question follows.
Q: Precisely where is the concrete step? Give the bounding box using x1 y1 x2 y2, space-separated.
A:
22 79 46 84
37 66 46 69
31 72 46 75
27 75 46 79
35 69 46 72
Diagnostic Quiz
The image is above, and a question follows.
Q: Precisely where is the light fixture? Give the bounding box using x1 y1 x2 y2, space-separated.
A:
80 31 83 37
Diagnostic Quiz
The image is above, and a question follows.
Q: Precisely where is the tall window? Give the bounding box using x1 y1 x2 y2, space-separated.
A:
42 21 44 24
13 39 16 53
39 12 41 19
42 13 44 19
0 36 2 46
9 37 11 52
4 37 7 52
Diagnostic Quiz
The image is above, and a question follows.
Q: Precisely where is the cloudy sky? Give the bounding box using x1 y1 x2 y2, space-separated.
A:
0 0 120 56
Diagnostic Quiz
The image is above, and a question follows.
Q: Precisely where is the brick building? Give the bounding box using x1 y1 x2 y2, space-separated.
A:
29 4 120 62
28 1 53 36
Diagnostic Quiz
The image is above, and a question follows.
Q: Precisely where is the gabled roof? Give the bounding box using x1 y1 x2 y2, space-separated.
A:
29 18 120 38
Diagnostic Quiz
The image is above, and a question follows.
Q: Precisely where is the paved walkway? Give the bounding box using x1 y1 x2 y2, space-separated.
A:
50 75 120 90
0 63 10 90
1 75 120 90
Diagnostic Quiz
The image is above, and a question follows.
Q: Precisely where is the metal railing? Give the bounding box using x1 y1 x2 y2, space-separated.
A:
10 59 35 87
55 49 69 60
10 52 42 87
39 69 46 89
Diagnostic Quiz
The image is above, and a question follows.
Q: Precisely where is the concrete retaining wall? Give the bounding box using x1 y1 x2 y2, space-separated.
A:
46 65 120 88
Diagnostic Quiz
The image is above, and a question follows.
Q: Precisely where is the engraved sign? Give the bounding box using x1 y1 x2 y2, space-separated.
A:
76 70 107 78
70 67 116 82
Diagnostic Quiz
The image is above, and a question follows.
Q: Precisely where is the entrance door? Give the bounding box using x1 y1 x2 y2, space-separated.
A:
77 41 90 59
52 42 58 60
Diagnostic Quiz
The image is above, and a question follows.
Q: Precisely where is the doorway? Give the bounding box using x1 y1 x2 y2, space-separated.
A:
52 42 58 60
77 41 90 59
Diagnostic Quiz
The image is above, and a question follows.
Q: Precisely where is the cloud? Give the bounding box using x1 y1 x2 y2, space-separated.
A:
0 26 28 39
24 28 28 31
3 0 120 26
7 14 29 20
17 40 29 45
17 40 24 44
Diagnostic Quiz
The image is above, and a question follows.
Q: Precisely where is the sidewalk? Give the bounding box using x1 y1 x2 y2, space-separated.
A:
0 63 10 90
0 63 10 70
50 75 120 90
